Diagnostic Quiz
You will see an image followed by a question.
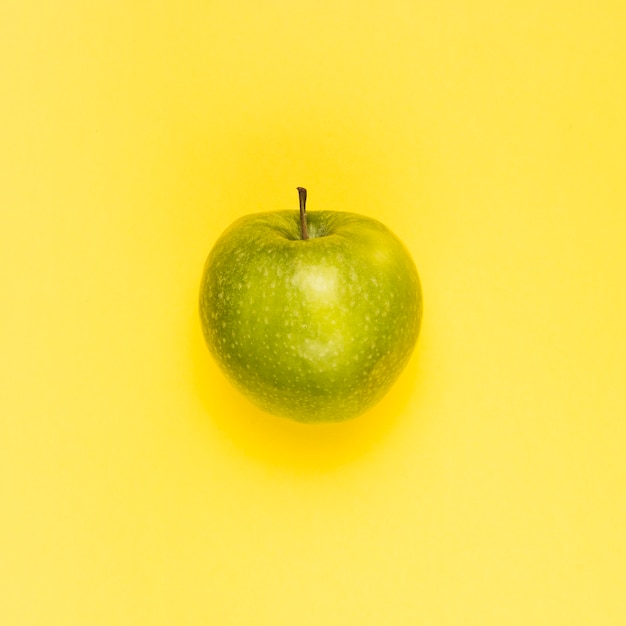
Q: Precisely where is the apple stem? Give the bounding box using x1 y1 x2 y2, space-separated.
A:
297 187 309 240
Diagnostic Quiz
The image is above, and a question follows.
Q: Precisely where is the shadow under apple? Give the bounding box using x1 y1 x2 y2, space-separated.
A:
190 310 425 473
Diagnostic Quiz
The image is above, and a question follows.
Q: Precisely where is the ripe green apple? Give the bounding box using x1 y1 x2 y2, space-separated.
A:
199 188 423 423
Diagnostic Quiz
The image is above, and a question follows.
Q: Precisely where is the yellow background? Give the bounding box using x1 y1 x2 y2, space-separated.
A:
2 0 625 624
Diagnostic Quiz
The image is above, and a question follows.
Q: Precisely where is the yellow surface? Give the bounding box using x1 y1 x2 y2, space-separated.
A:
2 0 625 624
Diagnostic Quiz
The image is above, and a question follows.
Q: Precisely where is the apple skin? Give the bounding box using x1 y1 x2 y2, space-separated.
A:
199 210 422 423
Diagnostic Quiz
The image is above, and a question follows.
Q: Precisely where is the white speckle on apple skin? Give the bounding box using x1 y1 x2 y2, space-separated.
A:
199 210 423 423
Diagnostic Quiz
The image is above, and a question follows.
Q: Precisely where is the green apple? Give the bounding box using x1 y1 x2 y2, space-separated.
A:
199 188 423 423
